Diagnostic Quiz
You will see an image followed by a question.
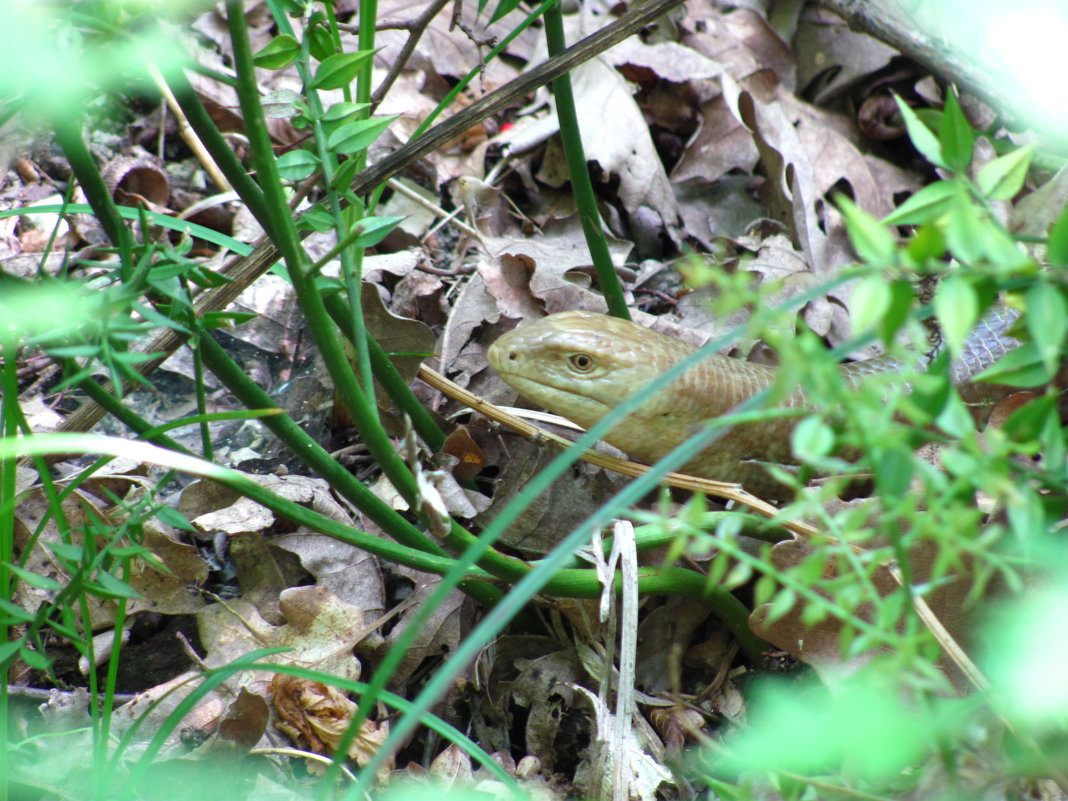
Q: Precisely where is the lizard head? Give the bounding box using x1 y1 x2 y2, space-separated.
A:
487 310 695 431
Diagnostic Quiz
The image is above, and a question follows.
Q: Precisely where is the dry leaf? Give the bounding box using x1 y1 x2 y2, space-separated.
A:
270 673 391 776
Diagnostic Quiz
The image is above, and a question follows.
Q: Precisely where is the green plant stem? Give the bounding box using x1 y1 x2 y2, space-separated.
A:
543 2 629 320
166 70 271 223
321 293 445 451
196 332 448 558
78 518 104 801
354 0 376 109
51 115 135 277
0 332 18 801
93 559 129 799
73 374 187 454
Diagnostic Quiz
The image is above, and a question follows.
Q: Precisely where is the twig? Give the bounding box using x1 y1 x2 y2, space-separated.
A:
249 747 359 782
147 63 233 192
371 0 453 110
385 177 480 239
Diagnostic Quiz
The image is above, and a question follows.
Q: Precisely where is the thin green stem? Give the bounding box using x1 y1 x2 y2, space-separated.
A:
321 293 445 451
196 332 449 559
93 558 129 799
543 3 629 319
166 70 271 222
0 332 18 801
52 115 135 277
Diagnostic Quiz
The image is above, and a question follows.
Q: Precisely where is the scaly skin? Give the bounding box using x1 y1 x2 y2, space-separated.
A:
486 310 1019 498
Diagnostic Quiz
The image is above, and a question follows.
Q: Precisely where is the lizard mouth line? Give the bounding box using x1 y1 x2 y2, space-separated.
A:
490 370 612 418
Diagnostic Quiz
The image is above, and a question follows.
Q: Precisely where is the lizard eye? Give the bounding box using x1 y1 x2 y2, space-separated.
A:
568 353 595 372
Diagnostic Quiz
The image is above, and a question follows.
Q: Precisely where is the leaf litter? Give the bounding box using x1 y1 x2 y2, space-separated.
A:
4 0 1064 796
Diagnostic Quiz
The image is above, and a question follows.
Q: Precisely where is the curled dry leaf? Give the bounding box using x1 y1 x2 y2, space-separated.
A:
269 673 391 777
217 687 270 752
102 155 170 209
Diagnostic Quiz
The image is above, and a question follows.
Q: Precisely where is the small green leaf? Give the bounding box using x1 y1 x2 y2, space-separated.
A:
0 638 23 665
350 215 405 248
296 207 336 233
0 598 35 623
155 505 196 530
850 274 891 336
7 562 63 591
792 416 835 461
977 144 1034 200
905 224 946 264
89 570 141 600
19 646 52 671
308 23 335 62
894 95 945 168
323 102 372 122
875 447 913 501
764 589 797 624
1047 202 1068 267
934 389 974 439
934 274 978 357
1002 393 1058 444
276 149 320 181
838 195 896 265
1026 282 1067 373
801 602 829 627
44 541 85 562
938 90 975 172
883 181 956 226
326 116 397 155
113 351 157 364
488 0 523 23
331 157 361 192
978 221 1032 271
724 561 753 590
322 101 372 137
262 89 305 120
1006 485 1045 540
46 344 100 357
254 34 299 69
753 574 776 607
974 341 1055 387
310 50 375 90
944 189 986 264
879 279 915 343
201 311 258 328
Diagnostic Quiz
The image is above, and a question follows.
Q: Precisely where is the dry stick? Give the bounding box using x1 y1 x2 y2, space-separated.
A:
386 177 480 239
48 0 688 443
147 64 233 192
370 0 453 110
